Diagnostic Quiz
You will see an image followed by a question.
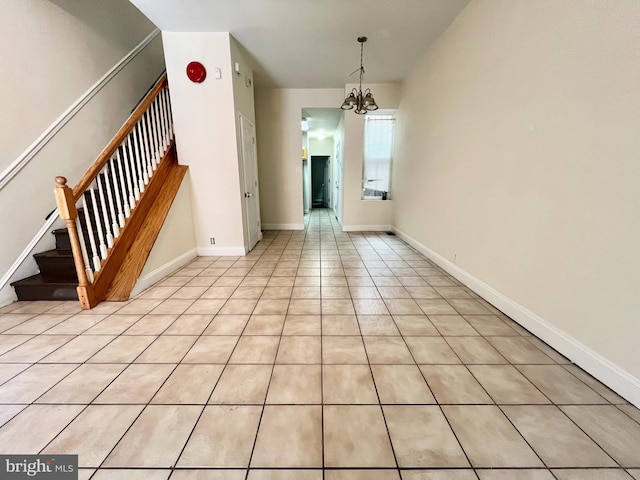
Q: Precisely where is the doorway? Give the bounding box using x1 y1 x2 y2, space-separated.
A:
311 155 329 208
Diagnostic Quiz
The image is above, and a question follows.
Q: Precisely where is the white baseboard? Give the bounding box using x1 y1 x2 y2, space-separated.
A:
0 285 18 309
342 224 392 232
196 246 247 256
131 248 197 297
392 226 640 408
262 223 305 230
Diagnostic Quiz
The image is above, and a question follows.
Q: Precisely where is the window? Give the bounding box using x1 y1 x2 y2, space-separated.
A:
362 112 395 199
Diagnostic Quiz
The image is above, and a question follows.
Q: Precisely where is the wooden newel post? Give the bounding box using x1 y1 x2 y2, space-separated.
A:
54 176 94 309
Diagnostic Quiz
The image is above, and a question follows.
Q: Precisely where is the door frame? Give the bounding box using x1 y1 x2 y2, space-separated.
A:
239 113 262 251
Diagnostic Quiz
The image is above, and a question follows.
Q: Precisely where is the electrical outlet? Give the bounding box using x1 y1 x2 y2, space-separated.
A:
210 237 216 245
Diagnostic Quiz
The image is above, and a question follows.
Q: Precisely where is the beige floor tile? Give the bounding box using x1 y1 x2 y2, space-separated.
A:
42 404 143 467
261 286 294 299
295 277 321 287
487 337 556 364
231 286 266 299
358 315 400 335
87 335 157 363
292 286 321 298
364 336 415 364
215 299 256 315
134 335 197 363
177 405 262 467
44 314 108 334
526 337 570 363
163 315 213 335
0 363 30 384
347 278 375 287
393 315 439 336
125 314 178 335
503 405 616 467
0 404 84 453
244 314 286 335
517 365 608 404
151 364 223 404
0 363 78 403
353 299 389 315
321 286 351 298
40 335 114 363
402 471 477 480
83 314 142 334
251 405 322 467
0 334 35 355
561 405 640 467
323 315 361 335
618 404 640 424
421 365 492 404
328 471 400 480
36 363 126 403
465 315 520 336
253 299 290 315
172 471 245 480
117 299 164 315
371 364 435 404
384 299 423 315
183 299 229 315
201 286 236 299
267 364 322 404
0 404 25 427
349 286 381 298
322 336 368 364
445 337 506 364
276 335 321 363
3 314 70 334
626 470 640 480
282 315 321 335
563 364 628 403
248 470 322 480
415 299 457 315
0 334 75 362
182 335 239 363
405 337 460 364
377 286 411 299
428 315 478 336
321 299 356 315
104 405 201 467
442 405 543 467
447 298 490 314
384 405 469 467
323 365 378 404
324 405 396 467
551 470 636 480
469 365 550 404
476 471 555 480
95 363 175 403
288 299 321 315
92 470 170 480
209 364 272 404
149 299 195 315
229 335 280 363
203 315 249 335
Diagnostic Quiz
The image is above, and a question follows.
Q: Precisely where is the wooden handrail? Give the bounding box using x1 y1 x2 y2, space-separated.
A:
72 74 168 201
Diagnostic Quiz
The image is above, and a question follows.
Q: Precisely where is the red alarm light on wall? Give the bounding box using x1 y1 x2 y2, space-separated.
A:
186 61 206 83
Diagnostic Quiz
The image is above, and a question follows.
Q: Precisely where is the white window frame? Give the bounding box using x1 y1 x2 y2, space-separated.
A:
362 110 396 200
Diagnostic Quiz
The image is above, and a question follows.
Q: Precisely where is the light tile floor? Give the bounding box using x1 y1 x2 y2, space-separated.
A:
0 209 639 480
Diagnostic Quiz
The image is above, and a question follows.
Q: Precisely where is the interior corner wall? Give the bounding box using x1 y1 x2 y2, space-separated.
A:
392 0 640 404
341 83 400 231
0 0 164 307
162 31 246 255
254 88 343 229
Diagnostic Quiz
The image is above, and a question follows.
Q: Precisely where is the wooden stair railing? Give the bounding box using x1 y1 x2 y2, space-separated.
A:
53 74 187 309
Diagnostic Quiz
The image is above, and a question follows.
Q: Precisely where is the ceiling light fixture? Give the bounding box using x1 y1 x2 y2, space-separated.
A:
341 36 378 115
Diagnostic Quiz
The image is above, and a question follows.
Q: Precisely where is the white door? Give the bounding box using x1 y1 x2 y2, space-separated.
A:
240 114 261 251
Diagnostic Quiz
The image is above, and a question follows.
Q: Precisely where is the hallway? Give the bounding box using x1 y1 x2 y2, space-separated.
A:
0 209 638 479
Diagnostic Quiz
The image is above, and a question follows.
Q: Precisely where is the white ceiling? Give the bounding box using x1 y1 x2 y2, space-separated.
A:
302 108 343 139
129 0 470 88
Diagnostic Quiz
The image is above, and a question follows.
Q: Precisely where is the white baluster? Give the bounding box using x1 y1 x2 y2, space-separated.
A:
123 138 139 203
159 90 169 150
165 89 174 139
133 123 148 188
116 149 131 218
140 112 154 176
75 216 94 282
102 164 119 238
89 187 108 259
109 157 125 228
145 111 158 171
81 195 101 272
153 98 164 156
126 134 142 200
149 99 161 164
96 172 114 248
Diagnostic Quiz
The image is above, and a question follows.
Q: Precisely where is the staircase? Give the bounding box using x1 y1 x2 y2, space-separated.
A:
11 228 78 301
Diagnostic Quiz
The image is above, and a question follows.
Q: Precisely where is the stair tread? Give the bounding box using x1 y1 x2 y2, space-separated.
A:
33 249 73 258
11 273 77 287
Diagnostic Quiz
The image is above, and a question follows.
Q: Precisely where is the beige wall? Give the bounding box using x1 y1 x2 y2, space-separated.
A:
393 0 640 401
163 32 246 255
0 0 164 305
341 83 400 230
255 88 343 229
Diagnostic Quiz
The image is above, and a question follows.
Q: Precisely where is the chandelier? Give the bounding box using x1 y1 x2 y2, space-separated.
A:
341 36 379 114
